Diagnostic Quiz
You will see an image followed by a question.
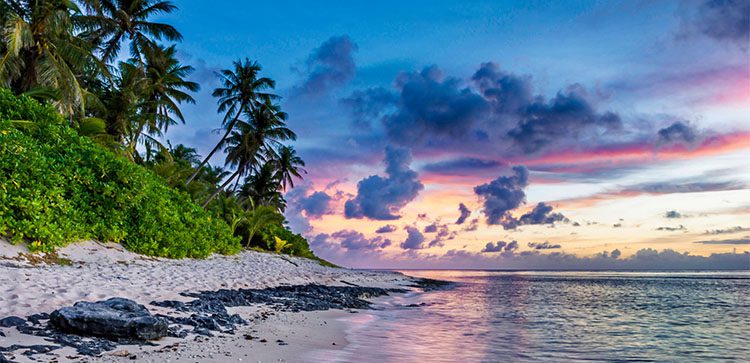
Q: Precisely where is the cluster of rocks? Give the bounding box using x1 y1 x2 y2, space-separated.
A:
0 281 441 360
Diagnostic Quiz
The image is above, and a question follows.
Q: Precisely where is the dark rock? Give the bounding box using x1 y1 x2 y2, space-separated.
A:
50 298 168 340
0 317 26 328
0 352 13 363
26 313 49 325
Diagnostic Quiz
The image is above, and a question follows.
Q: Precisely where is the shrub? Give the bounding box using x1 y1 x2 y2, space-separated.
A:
0 89 241 258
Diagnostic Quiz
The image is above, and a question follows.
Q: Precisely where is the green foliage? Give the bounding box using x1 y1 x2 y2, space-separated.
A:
259 224 317 259
0 89 240 257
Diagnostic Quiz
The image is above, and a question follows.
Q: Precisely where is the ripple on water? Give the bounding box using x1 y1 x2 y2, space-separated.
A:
312 271 750 363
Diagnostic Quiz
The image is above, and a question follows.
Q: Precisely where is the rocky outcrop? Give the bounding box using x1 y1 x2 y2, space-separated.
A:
50 298 167 340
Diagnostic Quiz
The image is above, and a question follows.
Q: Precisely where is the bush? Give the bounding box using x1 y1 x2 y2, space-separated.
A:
0 89 241 258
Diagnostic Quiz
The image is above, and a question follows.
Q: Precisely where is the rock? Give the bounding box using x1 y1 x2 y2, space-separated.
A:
50 298 167 340
0 353 13 363
0 317 26 328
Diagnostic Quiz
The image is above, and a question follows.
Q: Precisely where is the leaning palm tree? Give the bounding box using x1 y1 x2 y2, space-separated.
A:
238 162 286 212
78 0 182 63
0 0 106 116
202 119 261 207
274 145 306 191
186 58 278 185
202 101 295 207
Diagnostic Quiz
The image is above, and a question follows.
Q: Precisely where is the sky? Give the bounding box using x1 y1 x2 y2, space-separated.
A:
163 0 749 269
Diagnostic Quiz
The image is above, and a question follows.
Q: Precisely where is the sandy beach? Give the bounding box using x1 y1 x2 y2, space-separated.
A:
0 240 418 362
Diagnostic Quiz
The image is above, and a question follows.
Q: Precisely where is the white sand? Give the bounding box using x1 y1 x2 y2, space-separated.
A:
0 240 415 362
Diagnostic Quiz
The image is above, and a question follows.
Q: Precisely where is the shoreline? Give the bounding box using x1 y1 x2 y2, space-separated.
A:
0 240 441 362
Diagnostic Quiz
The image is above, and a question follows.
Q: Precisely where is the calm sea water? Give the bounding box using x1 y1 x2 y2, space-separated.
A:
310 270 750 362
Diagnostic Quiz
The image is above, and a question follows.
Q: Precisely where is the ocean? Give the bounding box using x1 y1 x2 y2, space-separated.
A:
310 270 750 362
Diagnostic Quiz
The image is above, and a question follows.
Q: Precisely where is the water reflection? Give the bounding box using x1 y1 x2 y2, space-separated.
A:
310 271 750 362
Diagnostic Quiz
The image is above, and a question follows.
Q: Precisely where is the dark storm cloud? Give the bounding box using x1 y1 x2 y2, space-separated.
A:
507 86 622 154
705 226 749 235
657 121 698 145
295 35 358 96
345 146 424 220
298 191 333 218
528 241 562 250
456 203 471 225
422 157 505 175
383 66 490 145
517 203 568 226
341 87 397 129
474 166 528 228
665 210 682 218
471 62 534 114
375 224 398 233
685 0 750 46
401 226 426 250
694 238 750 245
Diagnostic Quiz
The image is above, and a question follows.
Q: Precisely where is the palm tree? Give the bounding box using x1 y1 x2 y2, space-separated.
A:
115 43 197 160
0 0 106 116
186 58 277 185
78 0 182 63
201 101 295 207
139 43 198 134
202 119 260 207
274 145 306 191
238 162 286 212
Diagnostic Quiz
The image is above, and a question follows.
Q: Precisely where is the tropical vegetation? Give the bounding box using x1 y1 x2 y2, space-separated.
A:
0 0 320 262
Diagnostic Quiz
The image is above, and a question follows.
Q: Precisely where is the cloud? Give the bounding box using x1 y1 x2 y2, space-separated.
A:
345 146 424 220
423 223 439 233
474 166 529 228
481 240 518 254
295 35 358 96
705 226 749 235
627 181 747 194
517 202 568 226
471 62 534 115
400 226 426 250
341 87 397 129
464 218 480 231
507 85 621 154
657 121 699 145
682 0 750 47
456 203 471 225
375 224 398 233
314 230 392 252
383 66 490 146
297 191 333 218
694 237 750 245
426 223 455 248
422 157 505 175
665 210 682 218
528 241 561 250
656 225 686 231
409 248 750 270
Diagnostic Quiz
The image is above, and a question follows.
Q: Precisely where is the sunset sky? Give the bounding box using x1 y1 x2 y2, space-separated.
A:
166 0 749 268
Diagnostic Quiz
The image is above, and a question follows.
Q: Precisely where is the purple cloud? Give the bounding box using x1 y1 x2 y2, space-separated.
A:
345 146 424 220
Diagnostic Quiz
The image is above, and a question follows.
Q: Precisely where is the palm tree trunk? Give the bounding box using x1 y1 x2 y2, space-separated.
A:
203 169 240 208
186 104 245 185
